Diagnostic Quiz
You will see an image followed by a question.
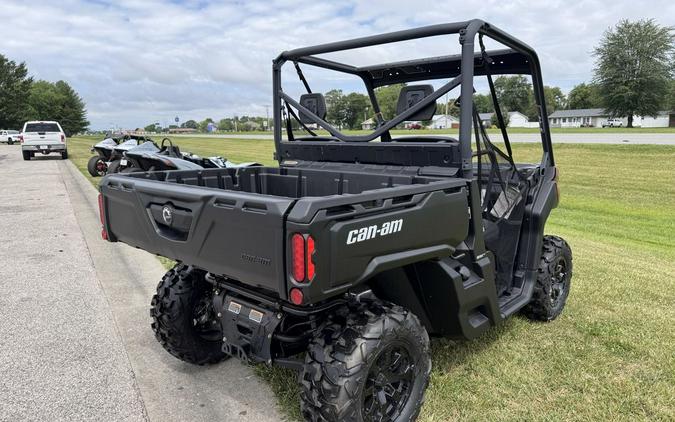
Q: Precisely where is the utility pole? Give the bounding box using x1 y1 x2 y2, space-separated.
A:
234 115 238 132
265 105 270 131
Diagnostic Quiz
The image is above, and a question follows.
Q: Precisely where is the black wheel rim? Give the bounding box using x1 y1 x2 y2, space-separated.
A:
362 342 415 421
192 295 222 341
550 257 568 308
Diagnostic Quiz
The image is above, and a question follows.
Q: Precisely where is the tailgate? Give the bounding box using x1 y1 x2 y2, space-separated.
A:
23 132 62 145
100 175 295 293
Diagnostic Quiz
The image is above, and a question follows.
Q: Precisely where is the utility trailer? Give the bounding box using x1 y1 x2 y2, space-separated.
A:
99 19 572 422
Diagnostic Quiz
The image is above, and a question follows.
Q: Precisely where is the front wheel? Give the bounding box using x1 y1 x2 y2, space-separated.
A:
300 300 431 422
87 156 107 176
522 235 573 321
150 263 228 365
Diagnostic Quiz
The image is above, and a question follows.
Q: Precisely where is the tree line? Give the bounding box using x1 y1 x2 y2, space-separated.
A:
0 54 89 136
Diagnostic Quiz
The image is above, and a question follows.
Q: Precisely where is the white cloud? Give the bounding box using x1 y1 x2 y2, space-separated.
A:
1 0 673 129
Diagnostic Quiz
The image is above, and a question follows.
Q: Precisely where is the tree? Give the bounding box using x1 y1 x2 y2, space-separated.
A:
490 109 510 128
667 79 675 110
199 118 214 132
217 118 234 131
0 55 33 130
543 86 566 113
593 19 675 127
144 123 158 132
26 80 89 136
325 89 347 128
493 76 532 115
567 83 602 110
343 92 369 129
182 119 198 129
374 84 405 120
473 94 494 113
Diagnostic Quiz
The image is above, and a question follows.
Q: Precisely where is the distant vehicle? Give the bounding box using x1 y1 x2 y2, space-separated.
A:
602 118 623 128
0 130 21 145
20 121 67 160
406 122 423 130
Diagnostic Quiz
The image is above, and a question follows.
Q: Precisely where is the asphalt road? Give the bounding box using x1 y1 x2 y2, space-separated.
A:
0 145 280 422
172 132 675 145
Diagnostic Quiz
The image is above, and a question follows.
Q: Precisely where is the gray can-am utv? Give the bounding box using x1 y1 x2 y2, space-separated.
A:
98 19 572 421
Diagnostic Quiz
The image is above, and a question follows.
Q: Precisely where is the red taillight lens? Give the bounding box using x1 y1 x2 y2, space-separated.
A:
306 236 315 280
98 193 105 225
19 135 24 144
60 134 65 143
98 193 108 240
289 288 304 305
291 233 305 282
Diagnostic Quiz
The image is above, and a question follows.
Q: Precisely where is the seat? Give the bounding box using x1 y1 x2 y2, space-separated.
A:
298 93 327 124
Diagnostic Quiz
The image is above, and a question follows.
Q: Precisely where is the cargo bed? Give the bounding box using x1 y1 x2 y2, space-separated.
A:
100 166 469 301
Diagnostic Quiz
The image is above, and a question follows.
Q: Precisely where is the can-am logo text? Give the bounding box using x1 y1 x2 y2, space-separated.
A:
346 219 403 245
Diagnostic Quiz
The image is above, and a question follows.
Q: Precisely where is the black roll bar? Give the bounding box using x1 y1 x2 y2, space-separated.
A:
272 19 555 176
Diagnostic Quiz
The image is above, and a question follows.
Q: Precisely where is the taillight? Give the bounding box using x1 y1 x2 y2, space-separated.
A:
60 134 65 143
291 233 316 283
291 233 305 282
306 236 315 280
19 135 24 144
98 193 108 240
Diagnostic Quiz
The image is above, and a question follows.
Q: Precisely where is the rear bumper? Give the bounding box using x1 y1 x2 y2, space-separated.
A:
22 144 66 153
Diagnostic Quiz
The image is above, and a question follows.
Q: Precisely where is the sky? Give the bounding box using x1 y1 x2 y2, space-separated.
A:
2 0 674 130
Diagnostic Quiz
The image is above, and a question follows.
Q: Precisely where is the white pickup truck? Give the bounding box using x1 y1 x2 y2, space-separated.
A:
21 121 68 160
0 130 21 144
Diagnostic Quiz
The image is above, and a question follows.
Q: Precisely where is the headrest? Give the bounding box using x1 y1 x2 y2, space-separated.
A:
298 93 326 124
396 85 436 121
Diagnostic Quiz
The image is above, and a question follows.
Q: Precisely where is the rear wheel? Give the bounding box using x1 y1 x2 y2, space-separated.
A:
150 263 228 365
61 150 68 159
22 151 31 160
87 156 107 176
522 235 573 321
300 300 431 422
7 139 13 145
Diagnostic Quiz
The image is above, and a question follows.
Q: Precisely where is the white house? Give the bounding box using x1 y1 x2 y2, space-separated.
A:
479 111 537 128
430 114 459 129
361 118 376 130
640 111 675 128
548 108 610 127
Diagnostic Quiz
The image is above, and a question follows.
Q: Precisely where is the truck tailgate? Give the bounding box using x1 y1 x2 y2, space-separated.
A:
23 132 62 145
100 175 294 293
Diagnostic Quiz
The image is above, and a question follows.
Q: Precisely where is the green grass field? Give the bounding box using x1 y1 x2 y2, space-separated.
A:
69 136 675 421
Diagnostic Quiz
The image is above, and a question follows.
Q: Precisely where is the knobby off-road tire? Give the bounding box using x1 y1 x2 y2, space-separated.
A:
150 263 228 365
300 300 431 422
87 156 105 176
522 235 573 321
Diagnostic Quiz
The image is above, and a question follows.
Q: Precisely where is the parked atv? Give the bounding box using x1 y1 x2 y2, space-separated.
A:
120 138 261 173
99 20 573 421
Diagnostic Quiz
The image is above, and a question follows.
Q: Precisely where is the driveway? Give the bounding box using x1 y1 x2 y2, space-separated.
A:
0 145 280 422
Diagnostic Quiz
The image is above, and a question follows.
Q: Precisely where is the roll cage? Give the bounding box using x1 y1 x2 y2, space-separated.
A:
272 19 554 178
